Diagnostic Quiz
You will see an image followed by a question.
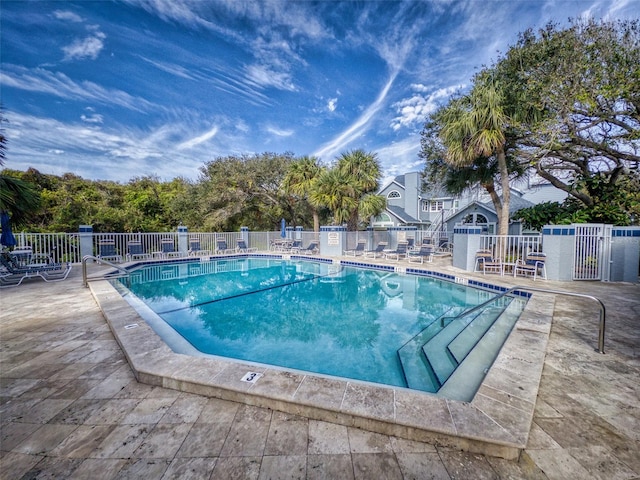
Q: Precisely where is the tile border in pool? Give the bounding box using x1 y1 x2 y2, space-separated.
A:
91 255 554 460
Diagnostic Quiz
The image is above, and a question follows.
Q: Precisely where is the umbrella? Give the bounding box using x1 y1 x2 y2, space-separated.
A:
280 218 286 238
1 211 17 248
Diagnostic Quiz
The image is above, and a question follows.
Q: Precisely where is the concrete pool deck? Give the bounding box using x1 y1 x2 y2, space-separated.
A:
1 257 639 479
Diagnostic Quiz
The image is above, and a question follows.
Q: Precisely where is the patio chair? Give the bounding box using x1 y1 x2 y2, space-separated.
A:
406 238 415 250
364 242 387 258
189 237 212 257
385 242 409 261
407 245 434 264
215 238 234 254
98 240 122 263
344 240 366 257
126 241 150 261
296 242 319 255
0 252 72 287
514 252 547 280
236 239 257 253
474 249 503 275
160 238 182 258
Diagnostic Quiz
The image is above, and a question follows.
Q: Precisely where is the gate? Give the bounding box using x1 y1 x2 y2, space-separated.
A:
573 224 612 281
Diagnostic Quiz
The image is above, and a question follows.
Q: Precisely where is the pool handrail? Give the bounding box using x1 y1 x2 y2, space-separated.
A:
82 254 130 287
448 285 606 354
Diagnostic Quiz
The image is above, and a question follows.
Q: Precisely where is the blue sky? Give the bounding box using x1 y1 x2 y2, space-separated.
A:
1 1 637 184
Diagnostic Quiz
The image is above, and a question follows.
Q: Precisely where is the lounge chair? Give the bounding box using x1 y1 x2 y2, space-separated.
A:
126 241 150 261
474 249 503 275
344 240 366 257
406 238 415 250
0 252 72 287
236 239 257 253
385 242 408 261
160 238 182 258
215 239 234 254
364 242 387 258
189 237 212 256
514 252 547 280
407 245 434 264
98 240 122 263
296 242 319 255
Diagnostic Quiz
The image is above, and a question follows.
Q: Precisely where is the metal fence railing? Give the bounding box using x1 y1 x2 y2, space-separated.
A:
479 234 542 264
12 232 80 263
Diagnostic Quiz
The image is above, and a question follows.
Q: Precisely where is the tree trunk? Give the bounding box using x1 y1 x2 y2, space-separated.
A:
497 148 511 237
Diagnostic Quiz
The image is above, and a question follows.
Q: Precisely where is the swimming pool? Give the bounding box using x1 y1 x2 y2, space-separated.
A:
116 257 526 398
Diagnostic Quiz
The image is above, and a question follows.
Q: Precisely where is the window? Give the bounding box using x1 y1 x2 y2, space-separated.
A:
429 200 444 212
387 190 401 199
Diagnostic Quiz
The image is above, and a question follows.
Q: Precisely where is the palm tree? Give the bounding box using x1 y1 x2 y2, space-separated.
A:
0 111 40 228
282 156 325 233
437 78 512 236
311 149 386 230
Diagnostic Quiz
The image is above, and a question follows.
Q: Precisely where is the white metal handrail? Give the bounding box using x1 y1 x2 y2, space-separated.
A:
82 255 130 287
449 285 606 354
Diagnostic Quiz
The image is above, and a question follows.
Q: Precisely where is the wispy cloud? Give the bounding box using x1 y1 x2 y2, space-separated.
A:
313 72 398 161
4 112 211 181
81 113 103 124
327 98 338 112
265 126 294 137
177 126 219 150
138 55 196 80
0 65 154 111
53 10 83 23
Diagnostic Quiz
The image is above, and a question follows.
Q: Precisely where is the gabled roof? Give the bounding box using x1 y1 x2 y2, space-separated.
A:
457 195 535 217
482 195 535 214
385 205 420 224
381 174 454 199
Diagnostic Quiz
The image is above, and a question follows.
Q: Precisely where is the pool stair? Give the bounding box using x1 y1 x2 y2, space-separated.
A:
397 300 511 392
423 304 507 387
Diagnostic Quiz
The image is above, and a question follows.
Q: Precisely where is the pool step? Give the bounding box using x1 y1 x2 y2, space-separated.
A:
396 317 442 392
448 300 513 364
423 306 505 387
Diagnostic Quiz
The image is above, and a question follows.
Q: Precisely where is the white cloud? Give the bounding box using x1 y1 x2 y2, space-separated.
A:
54 10 83 23
177 126 219 150
81 113 103 124
62 29 106 61
327 98 338 112
245 64 296 91
375 135 423 178
266 126 294 137
390 85 461 131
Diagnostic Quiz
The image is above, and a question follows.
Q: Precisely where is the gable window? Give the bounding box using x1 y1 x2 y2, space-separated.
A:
387 190 401 199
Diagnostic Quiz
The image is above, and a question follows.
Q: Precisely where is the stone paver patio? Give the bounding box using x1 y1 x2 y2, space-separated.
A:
1 259 638 479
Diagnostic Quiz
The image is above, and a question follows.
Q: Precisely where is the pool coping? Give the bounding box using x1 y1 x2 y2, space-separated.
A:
89 254 554 460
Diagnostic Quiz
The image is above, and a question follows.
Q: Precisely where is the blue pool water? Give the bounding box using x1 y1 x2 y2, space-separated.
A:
118 257 522 393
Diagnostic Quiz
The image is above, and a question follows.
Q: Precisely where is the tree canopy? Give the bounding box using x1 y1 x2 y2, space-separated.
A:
421 18 639 228
2 149 386 233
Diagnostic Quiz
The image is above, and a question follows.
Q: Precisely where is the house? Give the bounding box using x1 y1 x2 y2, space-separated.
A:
373 172 466 230
374 172 567 235
444 195 536 235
